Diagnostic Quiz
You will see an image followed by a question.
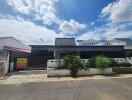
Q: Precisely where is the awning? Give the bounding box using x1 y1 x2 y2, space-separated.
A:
4 46 31 53
0 37 31 53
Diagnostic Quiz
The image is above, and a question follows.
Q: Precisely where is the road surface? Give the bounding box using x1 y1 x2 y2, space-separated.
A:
0 78 132 100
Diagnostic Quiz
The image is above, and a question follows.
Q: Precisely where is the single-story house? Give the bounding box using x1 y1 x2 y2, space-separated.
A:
29 38 132 69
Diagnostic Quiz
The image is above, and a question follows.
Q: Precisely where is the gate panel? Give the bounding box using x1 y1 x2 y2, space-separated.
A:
28 57 47 70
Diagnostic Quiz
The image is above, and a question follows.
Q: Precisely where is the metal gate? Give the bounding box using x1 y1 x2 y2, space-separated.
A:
15 57 48 71
27 57 47 70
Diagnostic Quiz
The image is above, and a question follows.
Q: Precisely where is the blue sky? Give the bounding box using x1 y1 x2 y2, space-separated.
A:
56 0 114 22
0 0 131 44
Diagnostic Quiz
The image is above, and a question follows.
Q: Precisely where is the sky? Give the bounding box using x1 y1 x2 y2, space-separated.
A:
0 0 132 45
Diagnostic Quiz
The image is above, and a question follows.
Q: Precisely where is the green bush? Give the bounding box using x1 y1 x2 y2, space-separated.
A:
94 55 112 69
89 57 96 68
85 59 95 68
81 56 131 69
110 59 118 67
110 59 131 67
64 55 84 76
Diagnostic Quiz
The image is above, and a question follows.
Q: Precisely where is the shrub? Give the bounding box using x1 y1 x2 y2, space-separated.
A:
110 59 119 67
94 55 112 69
64 55 84 76
85 62 90 68
89 57 96 68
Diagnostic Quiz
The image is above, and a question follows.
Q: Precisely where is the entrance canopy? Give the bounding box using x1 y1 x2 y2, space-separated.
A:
0 37 31 53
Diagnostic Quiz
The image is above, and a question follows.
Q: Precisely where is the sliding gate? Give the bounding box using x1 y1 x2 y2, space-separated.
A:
28 57 47 70
15 57 48 70
14 50 54 71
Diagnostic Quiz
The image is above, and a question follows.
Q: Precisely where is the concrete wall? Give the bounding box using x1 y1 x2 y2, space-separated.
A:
47 59 64 68
47 59 90 68
0 51 10 74
126 57 132 64
47 57 132 68
48 68 113 77
4 51 10 74
114 58 127 63
114 57 132 64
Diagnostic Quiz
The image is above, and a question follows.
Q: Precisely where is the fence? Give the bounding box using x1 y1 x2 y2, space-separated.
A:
47 59 91 68
47 57 132 68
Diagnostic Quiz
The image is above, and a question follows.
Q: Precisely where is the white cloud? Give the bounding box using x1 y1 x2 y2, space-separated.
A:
0 14 15 20
78 0 132 40
6 0 60 25
59 19 86 35
100 0 132 39
0 14 24 21
103 25 132 39
110 31 132 38
2 0 131 44
6 0 86 34
101 0 132 23
78 23 132 40
77 32 98 40
0 0 87 44
7 0 32 14
0 19 63 45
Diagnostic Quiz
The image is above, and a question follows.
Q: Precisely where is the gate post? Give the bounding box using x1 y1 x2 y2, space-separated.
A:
46 65 48 73
46 58 48 73
45 64 48 78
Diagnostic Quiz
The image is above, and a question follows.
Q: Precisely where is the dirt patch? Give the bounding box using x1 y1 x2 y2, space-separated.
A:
0 73 47 84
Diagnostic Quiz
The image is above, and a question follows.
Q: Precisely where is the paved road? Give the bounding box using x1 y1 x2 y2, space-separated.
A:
0 78 132 100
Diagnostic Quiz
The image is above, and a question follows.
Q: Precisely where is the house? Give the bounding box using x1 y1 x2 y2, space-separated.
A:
0 37 31 74
31 38 131 59
29 38 132 69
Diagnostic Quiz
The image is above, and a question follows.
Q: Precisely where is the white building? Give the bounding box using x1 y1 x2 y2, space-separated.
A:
77 38 126 46
0 37 31 74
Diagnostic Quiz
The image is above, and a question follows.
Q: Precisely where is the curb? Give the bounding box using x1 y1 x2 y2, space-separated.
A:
44 74 132 82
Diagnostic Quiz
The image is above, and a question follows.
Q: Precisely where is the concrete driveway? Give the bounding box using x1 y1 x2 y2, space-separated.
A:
0 77 132 100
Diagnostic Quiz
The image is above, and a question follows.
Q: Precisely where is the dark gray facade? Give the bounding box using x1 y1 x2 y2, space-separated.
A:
30 45 125 59
30 38 132 59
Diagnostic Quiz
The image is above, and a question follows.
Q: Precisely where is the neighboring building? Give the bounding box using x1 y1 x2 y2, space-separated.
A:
115 38 132 51
0 37 31 74
77 39 126 46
